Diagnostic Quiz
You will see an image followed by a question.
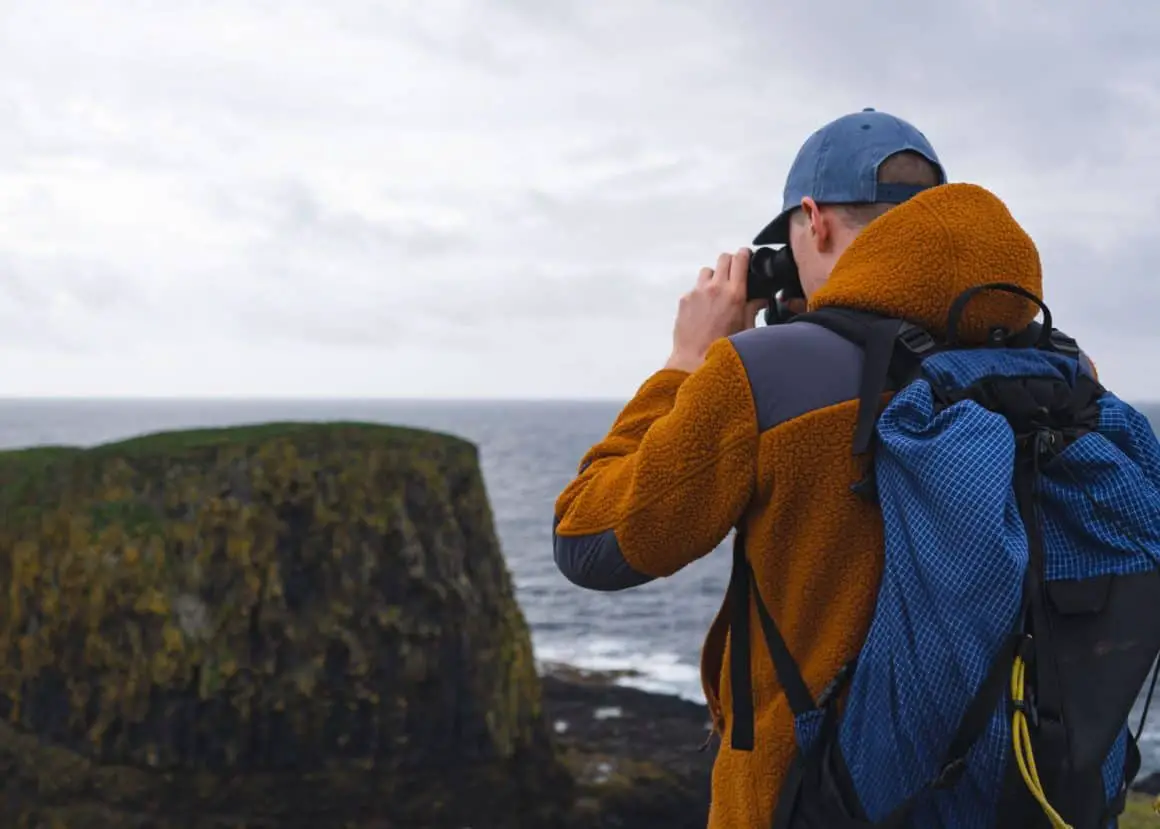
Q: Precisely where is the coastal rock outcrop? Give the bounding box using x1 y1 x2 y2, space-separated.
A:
0 423 573 827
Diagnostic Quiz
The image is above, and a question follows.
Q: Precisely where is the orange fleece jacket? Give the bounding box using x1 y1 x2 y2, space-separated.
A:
554 183 1056 828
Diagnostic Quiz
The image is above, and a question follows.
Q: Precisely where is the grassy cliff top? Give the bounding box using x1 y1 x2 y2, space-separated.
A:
0 421 479 510
0 420 476 464
1123 792 1158 827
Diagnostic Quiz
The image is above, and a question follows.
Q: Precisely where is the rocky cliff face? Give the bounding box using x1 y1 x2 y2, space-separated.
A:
0 423 573 827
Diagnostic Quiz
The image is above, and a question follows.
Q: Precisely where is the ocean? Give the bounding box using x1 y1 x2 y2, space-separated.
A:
0 397 1157 775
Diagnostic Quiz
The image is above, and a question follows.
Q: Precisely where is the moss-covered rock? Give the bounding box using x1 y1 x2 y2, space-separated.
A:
0 422 573 827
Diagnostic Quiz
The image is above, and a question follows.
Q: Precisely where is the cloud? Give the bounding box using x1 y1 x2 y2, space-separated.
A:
0 252 143 351
0 0 1157 398
230 178 467 274
762 2 1160 162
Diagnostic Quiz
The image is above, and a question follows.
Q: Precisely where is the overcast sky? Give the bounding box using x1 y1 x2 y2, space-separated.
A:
1 1 1157 399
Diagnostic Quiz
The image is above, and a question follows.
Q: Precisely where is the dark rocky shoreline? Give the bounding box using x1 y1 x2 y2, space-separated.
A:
1135 771 1160 796
539 662 715 828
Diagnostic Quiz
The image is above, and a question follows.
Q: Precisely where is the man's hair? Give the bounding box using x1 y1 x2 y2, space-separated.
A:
792 150 942 231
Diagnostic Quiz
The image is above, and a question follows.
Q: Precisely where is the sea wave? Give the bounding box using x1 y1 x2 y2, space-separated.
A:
534 634 705 702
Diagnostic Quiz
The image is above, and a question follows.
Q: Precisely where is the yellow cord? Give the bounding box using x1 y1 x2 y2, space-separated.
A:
1010 655 1073 829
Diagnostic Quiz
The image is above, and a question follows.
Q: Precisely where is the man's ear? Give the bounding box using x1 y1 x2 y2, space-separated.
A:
798 196 832 252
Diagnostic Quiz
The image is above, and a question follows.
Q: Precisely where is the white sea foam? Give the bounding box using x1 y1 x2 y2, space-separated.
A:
534 635 705 703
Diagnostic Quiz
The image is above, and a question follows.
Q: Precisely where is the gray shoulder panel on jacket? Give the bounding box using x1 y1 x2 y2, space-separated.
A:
729 321 864 433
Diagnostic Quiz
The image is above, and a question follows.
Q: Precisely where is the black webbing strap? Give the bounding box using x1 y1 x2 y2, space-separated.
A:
750 560 818 717
729 536 755 751
788 309 936 456
1014 437 1063 722
851 318 906 455
728 529 816 753
1124 732 1142 792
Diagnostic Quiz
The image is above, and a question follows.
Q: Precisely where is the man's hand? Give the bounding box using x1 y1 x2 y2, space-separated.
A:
665 248 767 373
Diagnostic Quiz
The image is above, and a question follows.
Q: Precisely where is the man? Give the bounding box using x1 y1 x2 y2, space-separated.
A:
551 109 1053 826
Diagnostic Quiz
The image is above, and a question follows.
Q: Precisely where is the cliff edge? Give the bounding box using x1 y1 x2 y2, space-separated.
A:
0 422 573 827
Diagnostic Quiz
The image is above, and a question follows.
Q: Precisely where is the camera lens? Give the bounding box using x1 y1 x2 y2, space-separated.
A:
746 246 801 302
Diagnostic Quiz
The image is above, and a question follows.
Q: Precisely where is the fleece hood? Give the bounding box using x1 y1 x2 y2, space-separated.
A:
810 183 1044 344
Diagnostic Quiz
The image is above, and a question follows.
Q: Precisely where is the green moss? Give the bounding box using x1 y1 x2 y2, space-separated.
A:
0 422 571 827
1122 792 1159 829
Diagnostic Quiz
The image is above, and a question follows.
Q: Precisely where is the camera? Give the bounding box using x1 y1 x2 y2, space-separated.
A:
747 245 804 325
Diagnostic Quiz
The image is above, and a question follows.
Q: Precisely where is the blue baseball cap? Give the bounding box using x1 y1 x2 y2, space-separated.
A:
752 107 945 245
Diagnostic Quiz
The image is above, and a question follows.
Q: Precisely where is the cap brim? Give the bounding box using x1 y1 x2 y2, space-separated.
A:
752 208 792 246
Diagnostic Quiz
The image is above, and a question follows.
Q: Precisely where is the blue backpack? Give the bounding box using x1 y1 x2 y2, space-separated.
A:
725 283 1160 828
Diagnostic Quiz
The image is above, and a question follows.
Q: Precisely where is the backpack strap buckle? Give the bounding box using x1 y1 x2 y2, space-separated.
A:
897 323 936 355
1048 329 1080 357
931 756 968 790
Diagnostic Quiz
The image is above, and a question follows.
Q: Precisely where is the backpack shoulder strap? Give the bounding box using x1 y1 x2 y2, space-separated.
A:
788 307 938 455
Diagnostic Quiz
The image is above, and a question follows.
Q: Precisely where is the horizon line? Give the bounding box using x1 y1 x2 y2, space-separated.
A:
0 395 635 404
1 395 1159 405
